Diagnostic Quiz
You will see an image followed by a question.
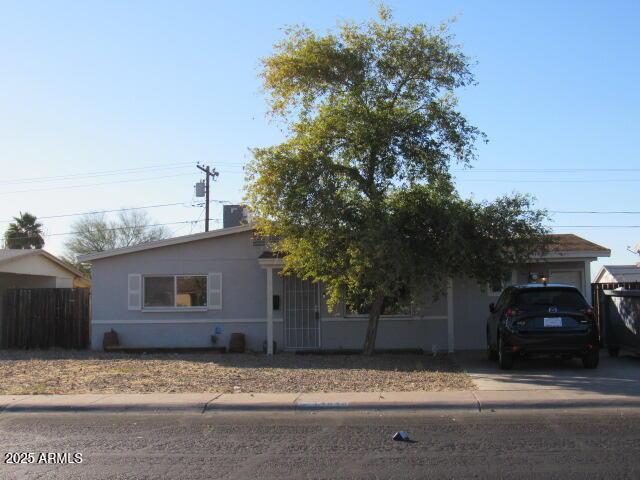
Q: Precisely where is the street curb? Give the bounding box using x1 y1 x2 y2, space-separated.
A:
2 392 640 413
204 402 479 412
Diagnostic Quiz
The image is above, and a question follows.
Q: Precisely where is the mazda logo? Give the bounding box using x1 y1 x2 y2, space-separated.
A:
549 307 558 313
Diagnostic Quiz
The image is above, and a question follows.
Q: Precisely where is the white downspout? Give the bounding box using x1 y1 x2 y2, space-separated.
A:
584 260 592 303
447 278 454 353
266 267 274 355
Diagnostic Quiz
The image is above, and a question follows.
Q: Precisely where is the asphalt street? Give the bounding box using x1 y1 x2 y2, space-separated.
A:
1 409 639 479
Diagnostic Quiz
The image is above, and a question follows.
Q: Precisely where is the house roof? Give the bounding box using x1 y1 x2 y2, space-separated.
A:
594 264 640 283
78 224 254 262
0 249 87 279
547 234 609 254
0 249 34 263
78 224 610 263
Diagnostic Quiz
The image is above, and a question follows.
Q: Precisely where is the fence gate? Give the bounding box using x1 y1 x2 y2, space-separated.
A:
283 276 321 350
592 282 640 346
0 288 91 349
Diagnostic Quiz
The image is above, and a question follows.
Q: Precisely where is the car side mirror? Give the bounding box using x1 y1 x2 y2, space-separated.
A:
489 303 496 313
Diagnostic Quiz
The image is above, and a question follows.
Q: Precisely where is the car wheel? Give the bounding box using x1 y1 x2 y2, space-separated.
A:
582 349 600 369
498 334 513 370
487 330 497 361
608 346 620 358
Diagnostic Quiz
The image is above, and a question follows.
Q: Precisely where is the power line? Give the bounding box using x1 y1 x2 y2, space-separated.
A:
550 211 640 214
0 162 194 187
454 168 640 172
0 169 247 195
2 218 224 242
0 198 237 223
0 172 199 195
551 225 640 228
1 201 190 223
457 179 640 183
0 161 246 187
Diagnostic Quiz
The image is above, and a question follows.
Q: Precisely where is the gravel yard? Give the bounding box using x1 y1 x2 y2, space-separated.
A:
0 350 474 394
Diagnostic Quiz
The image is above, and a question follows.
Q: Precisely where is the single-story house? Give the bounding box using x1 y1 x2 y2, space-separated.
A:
79 209 610 353
594 264 640 284
0 249 90 324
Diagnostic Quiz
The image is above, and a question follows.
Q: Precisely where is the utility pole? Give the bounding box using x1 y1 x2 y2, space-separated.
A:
196 164 219 232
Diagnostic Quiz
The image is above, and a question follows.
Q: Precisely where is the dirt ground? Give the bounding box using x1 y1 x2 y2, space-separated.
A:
0 350 474 394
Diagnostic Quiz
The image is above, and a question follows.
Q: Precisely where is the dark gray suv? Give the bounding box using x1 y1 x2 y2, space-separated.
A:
486 283 599 370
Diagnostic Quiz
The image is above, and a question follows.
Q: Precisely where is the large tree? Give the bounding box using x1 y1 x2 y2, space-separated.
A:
246 7 549 354
3 212 45 249
64 209 170 274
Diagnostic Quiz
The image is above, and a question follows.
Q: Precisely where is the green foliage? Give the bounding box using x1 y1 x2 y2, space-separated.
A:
246 6 549 352
3 212 44 249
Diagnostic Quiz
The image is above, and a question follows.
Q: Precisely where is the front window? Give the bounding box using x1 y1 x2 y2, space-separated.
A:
176 276 207 307
144 275 207 309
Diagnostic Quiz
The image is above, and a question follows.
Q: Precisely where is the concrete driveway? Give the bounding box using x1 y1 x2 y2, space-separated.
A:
455 350 640 395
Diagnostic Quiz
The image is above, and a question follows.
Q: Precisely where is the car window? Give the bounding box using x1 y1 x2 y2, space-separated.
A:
515 288 587 308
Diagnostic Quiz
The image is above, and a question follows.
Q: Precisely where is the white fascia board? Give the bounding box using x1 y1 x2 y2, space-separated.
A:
258 258 284 268
78 224 254 262
537 250 611 259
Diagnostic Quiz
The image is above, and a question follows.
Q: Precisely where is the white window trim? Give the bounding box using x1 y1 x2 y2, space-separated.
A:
142 274 208 311
487 270 518 297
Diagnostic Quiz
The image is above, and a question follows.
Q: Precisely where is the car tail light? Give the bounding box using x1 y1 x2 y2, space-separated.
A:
580 308 596 322
505 308 521 317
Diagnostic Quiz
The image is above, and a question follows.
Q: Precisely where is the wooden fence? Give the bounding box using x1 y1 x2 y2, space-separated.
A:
0 288 91 349
592 282 640 345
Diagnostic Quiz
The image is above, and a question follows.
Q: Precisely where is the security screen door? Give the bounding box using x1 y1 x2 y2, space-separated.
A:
283 276 321 349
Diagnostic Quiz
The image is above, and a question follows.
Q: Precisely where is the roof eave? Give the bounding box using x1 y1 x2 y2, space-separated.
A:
537 250 611 260
39 250 87 279
0 249 87 280
78 224 255 262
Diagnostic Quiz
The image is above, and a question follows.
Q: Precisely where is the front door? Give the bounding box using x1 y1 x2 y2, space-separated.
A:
283 276 321 350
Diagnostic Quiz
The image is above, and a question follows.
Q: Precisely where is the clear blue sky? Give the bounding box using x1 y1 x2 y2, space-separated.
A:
1 0 639 278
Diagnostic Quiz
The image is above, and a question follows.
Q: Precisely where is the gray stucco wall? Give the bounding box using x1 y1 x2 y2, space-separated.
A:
91 230 268 323
321 318 448 351
91 321 283 352
91 230 275 350
89 230 591 352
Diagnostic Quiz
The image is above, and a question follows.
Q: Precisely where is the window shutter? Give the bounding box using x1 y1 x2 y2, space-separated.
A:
128 274 142 310
208 272 222 310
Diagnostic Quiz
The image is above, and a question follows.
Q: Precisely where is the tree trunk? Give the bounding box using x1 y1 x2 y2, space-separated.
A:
362 292 385 355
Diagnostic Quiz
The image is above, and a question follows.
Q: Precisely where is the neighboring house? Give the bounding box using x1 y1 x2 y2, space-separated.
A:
0 249 90 324
79 211 610 353
594 264 640 284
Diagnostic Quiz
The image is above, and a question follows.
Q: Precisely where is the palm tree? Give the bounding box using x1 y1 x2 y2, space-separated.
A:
3 212 45 249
